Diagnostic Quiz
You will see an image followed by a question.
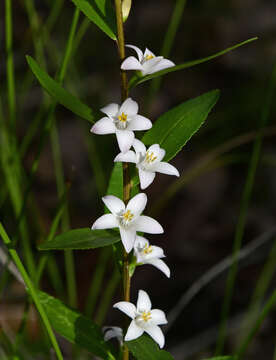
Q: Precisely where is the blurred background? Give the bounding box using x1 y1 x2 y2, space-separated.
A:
1 0 276 359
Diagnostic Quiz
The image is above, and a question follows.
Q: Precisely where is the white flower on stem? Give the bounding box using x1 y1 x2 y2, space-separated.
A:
121 45 175 76
134 236 170 278
114 290 167 348
114 139 179 189
90 98 152 153
103 326 123 346
91 193 163 253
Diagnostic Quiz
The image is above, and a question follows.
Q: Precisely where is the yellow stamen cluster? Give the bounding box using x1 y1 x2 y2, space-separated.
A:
118 112 128 123
123 210 134 222
145 54 154 61
143 244 153 255
141 311 152 322
145 151 157 164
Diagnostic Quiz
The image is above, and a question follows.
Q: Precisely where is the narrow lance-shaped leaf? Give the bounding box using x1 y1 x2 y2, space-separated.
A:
126 334 174 360
72 0 117 40
26 56 95 123
142 89 220 161
128 37 258 89
38 228 120 250
38 291 115 359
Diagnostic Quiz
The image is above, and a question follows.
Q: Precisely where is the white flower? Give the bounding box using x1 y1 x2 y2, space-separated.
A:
114 290 167 348
91 193 163 253
103 326 123 346
121 45 175 76
90 98 152 153
114 139 179 189
134 236 170 278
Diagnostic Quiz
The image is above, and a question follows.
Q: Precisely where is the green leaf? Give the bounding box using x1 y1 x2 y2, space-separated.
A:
203 357 237 360
72 0 117 40
142 89 220 161
129 37 258 89
38 291 115 359
126 334 174 360
26 56 95 123
38 228 120 250
106 163 123 199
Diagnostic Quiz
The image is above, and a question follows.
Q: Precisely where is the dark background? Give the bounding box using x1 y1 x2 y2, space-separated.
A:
1 0 276 359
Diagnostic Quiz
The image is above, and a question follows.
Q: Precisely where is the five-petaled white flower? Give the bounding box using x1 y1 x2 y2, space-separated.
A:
114 289 167 348
114 139 179 189
90 98 152 153
134 236 170 278
121 45 175 76
91 193 163 253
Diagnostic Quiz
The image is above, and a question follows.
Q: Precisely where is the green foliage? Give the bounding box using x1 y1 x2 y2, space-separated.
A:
143 90 220 161
26 55 95 123
128 37 257 89
38 228 120 250
106 162 123 199
126 334 174 360
72 0 117 40
38 291 115 359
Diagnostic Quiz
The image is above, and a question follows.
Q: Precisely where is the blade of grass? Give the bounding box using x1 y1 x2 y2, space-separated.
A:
94 268 121 326
215 61 276 355
236 289 276 359
147 0 187 107
85 248 111 317
0 223 64 360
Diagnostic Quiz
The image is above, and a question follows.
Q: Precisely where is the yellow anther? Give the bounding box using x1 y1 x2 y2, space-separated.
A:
118 112 128 123
145 151 157 164
143 244 153 255
141 311 152 322
123 210 134 222
145 54 154 61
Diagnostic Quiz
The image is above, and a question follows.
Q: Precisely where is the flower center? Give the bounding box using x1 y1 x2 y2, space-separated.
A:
143 244 153 255
141 311 152 322
145 54 154 61
145 151 157 164
118 209 134 227
115 112 129 129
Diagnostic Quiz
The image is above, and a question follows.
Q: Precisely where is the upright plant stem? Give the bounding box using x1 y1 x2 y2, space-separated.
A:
215 62 276 355
114 1 130 359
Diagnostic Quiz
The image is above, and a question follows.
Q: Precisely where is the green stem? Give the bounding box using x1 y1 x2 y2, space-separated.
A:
114 1 131 359
215 61 276 355
0 223 63 360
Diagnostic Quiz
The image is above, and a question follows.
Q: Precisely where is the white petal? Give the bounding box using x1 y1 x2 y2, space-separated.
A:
128 115 152 131
144 48 155 58
153 162 179 177
120 98 138 116
90 117 115 135
113 302 136 319
135 216 164 234
102 195 125 214
103 327 123 342
146 258 170 278
141 56 163 75
150 309 168 325
126 193 147 216
147 144 165 162
100 103 119 118
114 150 137 164
137 290 151 312
134 235 148 251
138 168 156 190
125 320 144 341
126 44 144 62
144 325 165 348
116 130 134 153
133 139 146 155
149 59 175 73
121 56 143 71
91 214 118 230
119 227 136 253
